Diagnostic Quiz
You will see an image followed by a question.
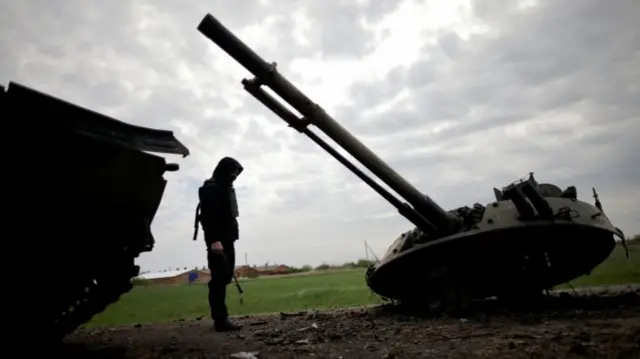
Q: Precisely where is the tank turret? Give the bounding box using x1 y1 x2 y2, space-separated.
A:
196 13 625 309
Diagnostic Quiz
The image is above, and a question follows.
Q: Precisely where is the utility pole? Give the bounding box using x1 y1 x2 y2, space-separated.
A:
245 252 248 266
364 241 380 262
364 241 369 261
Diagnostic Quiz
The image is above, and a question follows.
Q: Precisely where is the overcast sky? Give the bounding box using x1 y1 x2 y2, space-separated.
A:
2 0 638 272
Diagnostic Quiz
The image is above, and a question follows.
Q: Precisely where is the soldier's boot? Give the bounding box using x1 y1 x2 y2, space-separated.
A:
214 317 242 332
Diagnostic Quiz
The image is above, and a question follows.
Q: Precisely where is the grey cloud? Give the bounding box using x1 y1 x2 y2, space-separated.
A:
437 31 462 59
243 118 285 153
337 0 639 142
341 0 639 138
301 2 374 59
156 0 391 62
1 1 269 141
470 0 517 21
276 0 403 60
306 0 640 236
133 86 239 133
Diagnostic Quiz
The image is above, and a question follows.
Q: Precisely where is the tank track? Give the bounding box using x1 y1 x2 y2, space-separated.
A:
50 257 139 341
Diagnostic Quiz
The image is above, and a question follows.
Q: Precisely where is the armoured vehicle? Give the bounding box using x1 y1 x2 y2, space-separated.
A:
4 82 189 341
196 14 626 310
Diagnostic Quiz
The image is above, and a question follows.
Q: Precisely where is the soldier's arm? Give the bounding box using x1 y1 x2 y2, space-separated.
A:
199 185 226 245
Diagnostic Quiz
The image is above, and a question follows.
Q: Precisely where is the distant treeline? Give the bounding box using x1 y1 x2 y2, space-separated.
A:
140 235 640 279
291 259 377 273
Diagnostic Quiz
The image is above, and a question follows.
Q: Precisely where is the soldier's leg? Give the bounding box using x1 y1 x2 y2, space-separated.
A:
207 249 228 321
214 242 242 331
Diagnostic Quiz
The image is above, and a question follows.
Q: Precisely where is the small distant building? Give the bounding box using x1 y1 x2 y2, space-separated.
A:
235 265 259 278
134 263 295 284
257 264 290 275
133 269 210 285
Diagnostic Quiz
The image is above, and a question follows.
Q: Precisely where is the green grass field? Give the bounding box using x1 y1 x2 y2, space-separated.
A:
88 243 639 328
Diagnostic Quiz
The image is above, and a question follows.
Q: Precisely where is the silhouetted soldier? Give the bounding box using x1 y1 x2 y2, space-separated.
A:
195 156 244 332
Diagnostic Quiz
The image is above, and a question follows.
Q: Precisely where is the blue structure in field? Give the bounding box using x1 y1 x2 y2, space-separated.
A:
188 270 199 284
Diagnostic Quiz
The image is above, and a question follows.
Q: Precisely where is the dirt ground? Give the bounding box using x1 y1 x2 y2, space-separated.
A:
60 286 639 359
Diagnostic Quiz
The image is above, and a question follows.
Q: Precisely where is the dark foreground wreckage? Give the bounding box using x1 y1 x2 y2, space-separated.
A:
197 13 627 310
4 82 189 341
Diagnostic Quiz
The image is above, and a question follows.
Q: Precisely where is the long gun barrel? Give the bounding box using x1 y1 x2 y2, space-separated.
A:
197 14 461 235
